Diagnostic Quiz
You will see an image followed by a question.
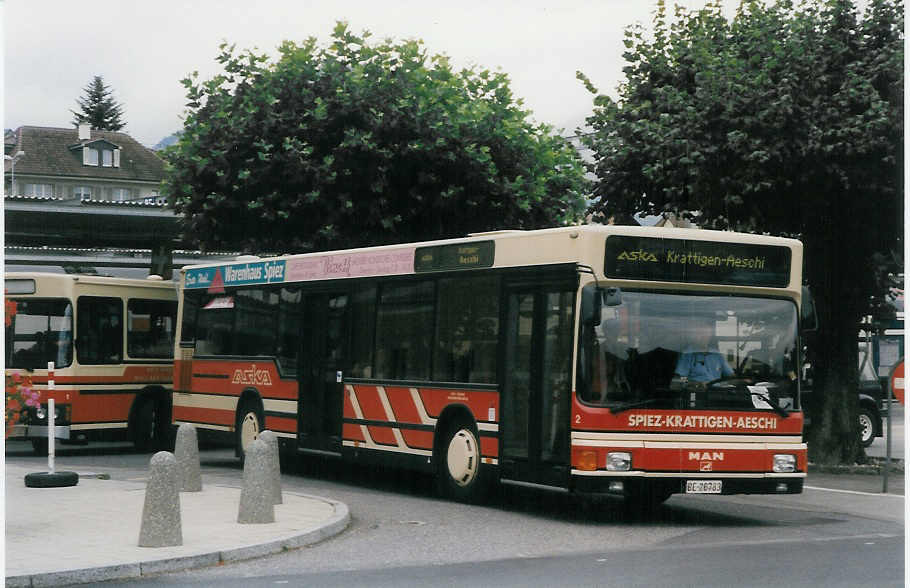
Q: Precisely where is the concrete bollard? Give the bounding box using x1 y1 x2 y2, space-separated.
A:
237 438 275 524
138 451 182 547
175 423 202 492
258 430 282 505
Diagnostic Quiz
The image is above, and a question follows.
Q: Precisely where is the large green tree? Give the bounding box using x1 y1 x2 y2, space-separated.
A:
71 75 126 131
164 23 588 253
580 0 903 463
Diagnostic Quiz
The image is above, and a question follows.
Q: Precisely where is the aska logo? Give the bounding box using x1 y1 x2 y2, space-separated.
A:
617 250 658 262
232 364 273 386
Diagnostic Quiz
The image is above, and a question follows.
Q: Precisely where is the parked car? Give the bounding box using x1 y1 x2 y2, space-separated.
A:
800 360 887 448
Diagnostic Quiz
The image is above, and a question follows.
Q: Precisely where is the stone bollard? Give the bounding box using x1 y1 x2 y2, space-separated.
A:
237 438 275 524
258 430 282 505
138 451 182 547
175 423 202 492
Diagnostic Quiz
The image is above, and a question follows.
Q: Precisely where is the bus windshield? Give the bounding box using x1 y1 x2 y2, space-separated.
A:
5 299 74 369
579 288 799 413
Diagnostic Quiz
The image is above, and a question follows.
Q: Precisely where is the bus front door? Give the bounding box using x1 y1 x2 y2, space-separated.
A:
298 291 349 454
500 284 574 489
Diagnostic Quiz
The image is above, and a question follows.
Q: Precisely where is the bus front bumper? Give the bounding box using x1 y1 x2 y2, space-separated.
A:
8 424 70 440
572 471 805 496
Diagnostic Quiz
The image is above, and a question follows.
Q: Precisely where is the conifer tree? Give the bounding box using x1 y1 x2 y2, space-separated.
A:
71 76 126 131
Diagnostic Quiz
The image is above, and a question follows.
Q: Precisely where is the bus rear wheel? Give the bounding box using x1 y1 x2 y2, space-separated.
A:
31 438 48 456
235 401 264 461
436 419 488 503
131 395 165 453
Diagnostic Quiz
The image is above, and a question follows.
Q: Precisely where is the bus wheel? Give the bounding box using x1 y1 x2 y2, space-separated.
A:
858 407 876 447
436 420 487 503
236 401 264 461
131 395 163 453
31 438 48 456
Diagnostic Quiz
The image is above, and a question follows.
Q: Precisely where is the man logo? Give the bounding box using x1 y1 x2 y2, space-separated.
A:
689 451 724 461
617 250 658 262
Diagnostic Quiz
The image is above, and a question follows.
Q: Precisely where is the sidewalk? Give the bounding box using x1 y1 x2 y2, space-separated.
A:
4 464 350 587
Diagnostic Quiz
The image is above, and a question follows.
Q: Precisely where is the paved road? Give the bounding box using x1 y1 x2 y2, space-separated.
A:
7 440 904 587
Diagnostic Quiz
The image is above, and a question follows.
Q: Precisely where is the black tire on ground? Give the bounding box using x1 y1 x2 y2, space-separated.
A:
436 419 489 503
235 400 265 462
31 438 49 456
24 471 79 488
858 407 877 447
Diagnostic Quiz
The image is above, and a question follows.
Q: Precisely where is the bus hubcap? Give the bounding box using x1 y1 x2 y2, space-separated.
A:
446 428 479 487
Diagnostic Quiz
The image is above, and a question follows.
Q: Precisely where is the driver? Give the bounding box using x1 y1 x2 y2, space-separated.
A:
674 318 734 383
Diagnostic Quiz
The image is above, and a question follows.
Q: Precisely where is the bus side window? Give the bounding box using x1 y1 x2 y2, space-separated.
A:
127 299 177 358
77 296 123 365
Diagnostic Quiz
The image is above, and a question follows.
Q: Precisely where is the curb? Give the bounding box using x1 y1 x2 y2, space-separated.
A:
809 457 904 476
5 495 350 587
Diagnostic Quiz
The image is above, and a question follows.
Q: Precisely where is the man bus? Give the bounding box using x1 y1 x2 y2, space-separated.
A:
172 225 811 505
5 273 177 453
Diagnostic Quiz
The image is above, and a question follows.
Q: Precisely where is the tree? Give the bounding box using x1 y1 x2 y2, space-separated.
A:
164 23 588 253
71 76 126 131
579 0 903 464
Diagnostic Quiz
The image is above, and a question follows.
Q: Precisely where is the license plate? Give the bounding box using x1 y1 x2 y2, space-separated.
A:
686 480 722 494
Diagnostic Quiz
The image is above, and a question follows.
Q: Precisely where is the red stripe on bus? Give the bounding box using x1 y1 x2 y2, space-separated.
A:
571 446 807 473
383 386 422 424
343 388 357 419
366 424 398 446
173 405 235 428
355 386 390 422
343 422 365 442
23 365 173 385
572 403 804 435
264 415 296 434
418 387 499 423
480 435 499 458
400 429 434 450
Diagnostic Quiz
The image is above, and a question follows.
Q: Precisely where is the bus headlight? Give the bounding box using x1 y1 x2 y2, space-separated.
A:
35 406 46 420
607 452 632 471
773 454 797 473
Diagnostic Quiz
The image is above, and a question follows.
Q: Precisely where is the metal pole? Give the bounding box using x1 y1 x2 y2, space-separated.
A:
48 362 55 474
48 398 55 474
882 358 902 493
883 371 894 493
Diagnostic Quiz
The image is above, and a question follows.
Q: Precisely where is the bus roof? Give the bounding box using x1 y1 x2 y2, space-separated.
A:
179 225 804 292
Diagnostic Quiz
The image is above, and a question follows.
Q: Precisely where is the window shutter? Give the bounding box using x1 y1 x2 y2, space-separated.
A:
83 147 90 166
113 148 121 168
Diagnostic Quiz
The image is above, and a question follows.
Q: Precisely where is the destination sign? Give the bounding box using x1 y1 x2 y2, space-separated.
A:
184 260 287 290
414 241 495 272
604 236 791 287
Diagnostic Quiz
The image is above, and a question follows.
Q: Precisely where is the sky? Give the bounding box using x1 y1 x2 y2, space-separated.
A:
3 0 742 148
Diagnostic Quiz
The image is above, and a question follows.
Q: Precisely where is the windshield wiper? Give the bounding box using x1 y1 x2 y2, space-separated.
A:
749 388 789 418
609 398 665 415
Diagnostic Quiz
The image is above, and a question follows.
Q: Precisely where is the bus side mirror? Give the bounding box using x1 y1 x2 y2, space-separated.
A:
801 285 818 333
604 287 623 307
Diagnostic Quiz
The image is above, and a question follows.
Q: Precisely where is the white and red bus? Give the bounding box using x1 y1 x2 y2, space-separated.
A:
5 273 177 453
173 225 810 503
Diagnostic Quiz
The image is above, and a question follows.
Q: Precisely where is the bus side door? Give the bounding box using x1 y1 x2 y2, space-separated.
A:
500 279 575 489
298 290 349 454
